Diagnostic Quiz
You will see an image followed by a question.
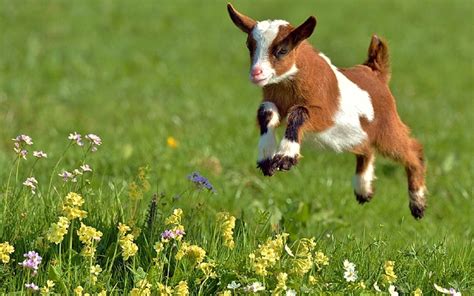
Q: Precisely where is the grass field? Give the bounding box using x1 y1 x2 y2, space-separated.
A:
0 0 473 294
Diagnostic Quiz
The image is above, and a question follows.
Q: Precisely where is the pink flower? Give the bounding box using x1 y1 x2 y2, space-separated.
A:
13 135 33 145
25 283 39 291
58 171 76 182
33 151 47 158
23 177 38 194
68 132 84 146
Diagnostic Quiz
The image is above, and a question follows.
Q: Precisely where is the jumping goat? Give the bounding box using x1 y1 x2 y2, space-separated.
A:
227 4 427 218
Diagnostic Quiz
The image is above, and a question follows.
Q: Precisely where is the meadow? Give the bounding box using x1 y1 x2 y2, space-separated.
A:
0 0 472 294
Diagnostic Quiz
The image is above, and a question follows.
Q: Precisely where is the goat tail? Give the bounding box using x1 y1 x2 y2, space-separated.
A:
365 34 391 83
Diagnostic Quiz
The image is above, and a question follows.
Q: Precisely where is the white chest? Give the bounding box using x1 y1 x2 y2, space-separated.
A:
311 54 375 152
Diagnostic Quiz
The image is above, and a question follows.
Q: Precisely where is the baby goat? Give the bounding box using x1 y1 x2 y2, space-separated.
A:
227 4 427 219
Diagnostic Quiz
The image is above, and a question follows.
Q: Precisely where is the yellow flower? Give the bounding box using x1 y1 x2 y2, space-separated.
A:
131 279 152 296
154 242 164 255
74 286 84 296
198 261 217 278
274 272 288 294
249 233 288 276
413 288 423 296
216 212 236 249
174 281 189 296
219 291 232 296
315 251 329 268
382 260 397 284
137 166 151 193
0 241 15 264
165 208 183 226
40 280 55 295
157 283 173 295
128 181 142 201
77 223 102 257
118 223 131 235
167 136 178 149
357 281 366 289
309 275 317 285
176 242 206 264
97 290 107 296
118 225 139 260
91 264 102 276
291 256 313 276
62 192 87 220
65 192 84 207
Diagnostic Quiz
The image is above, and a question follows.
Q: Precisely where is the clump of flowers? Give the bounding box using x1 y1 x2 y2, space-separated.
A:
290 237 315 276
46 216 70 244
12 134 33 159
163 208 185 242
187 172 215 192
85 134 102 152
274 272 288 293
23 177 39 194
157 283 174 295
249 233 288 276
40 280 55 295
198 261 217 279
413 288 423 296
343 259 358 282
382 260 397 284
176 242 206 265
128 166 151 201
69 132 84 146
315 250 330 269
434 284 461 296
174 280 189 296
77 223 103 257
244 282 265 292
33 150 47 158
62 192 87 220
118 223 138 260
59 170 77 182
0 242 15 264
20 251 42 275
90 264 102 285
25 282 39 291
131 279 152 296
216 212 236 249
161 229 185 242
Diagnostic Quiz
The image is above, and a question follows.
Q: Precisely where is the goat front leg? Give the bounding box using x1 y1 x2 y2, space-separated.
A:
271 105 309 172
256 102 280 176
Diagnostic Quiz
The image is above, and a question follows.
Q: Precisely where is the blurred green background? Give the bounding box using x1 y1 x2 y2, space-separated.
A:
0 0 472 287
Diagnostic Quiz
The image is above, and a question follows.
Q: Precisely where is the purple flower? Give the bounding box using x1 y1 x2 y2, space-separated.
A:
20 251 42 275
58 171 76 182
187 172 215 192
161 230 176 240
23 177 39 194
68 132 84 146
33 151 47 158
25 282 39 291
174 229 186 237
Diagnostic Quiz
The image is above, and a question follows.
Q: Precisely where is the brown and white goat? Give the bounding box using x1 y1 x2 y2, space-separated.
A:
227 4 427 218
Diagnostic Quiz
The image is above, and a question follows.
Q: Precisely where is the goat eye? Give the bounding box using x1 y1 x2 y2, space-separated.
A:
275 47 288 58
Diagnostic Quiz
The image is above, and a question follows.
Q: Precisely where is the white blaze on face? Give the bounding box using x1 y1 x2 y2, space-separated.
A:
251 20 298 86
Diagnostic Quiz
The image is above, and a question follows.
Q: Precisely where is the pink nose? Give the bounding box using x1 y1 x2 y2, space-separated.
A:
251 67 263 77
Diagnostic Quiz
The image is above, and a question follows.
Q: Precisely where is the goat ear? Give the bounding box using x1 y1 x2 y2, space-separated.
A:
284 16 317 49
227 3 256 34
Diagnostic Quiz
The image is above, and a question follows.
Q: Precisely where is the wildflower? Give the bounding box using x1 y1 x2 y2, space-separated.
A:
382 260 397 284
97 290 107 296
69 132 84 146
174 281 189 296
74 286 84 295
413 288 423 296
187 172 215 192
40 280 55 295
343 259 358 282
388 285 399 296
373 281 382 292
80 164 92 172
85 134 102 152
434 284 461 296
165 208 183 225
62 192 87 220
13 134 33 145
176 242 206 264
216 212 236 249
154 242 164 255
90 264 102 284
157 283 173 295
23 177 38 194
59 170 76 182
73 169 83 175
25 282 39 291
227 281 241 289
244 282 265 292
33 150 47 158
275 272 288 293
220 291 231 296
309 276 317 285
131 279 152 296
286 289 297 296
249 233 288 276
0 242 15 263
161 229 177 241
77 223 103 257
46 216 70 244
290 238 315 276
118 223 138 260
20 251 42 275
167 136 178 148
198 261 217 278
315 251 329 268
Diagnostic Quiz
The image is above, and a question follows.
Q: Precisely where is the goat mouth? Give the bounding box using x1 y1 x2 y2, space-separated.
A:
251 76 270 86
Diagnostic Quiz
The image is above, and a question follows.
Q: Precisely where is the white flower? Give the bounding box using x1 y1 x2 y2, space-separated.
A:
58 171 74 182
284 244 294 257
68 132 84 146
73 169 83 176
13 135 33 145
373 281 382 292
343 259 357 282
227 281 241 289
388 285 399 296
80 164 92 172
434 284 462 296
286 289 297 296
85 134 102 150
23 177 38 194
244 282 265 292
33 151 47 158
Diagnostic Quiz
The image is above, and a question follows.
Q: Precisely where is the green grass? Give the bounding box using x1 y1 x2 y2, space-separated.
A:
0 0 472 294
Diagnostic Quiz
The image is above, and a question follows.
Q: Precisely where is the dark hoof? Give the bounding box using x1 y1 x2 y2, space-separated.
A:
410 203 425 219
257 158 277 176
272 154 298 171
355 191 373 204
